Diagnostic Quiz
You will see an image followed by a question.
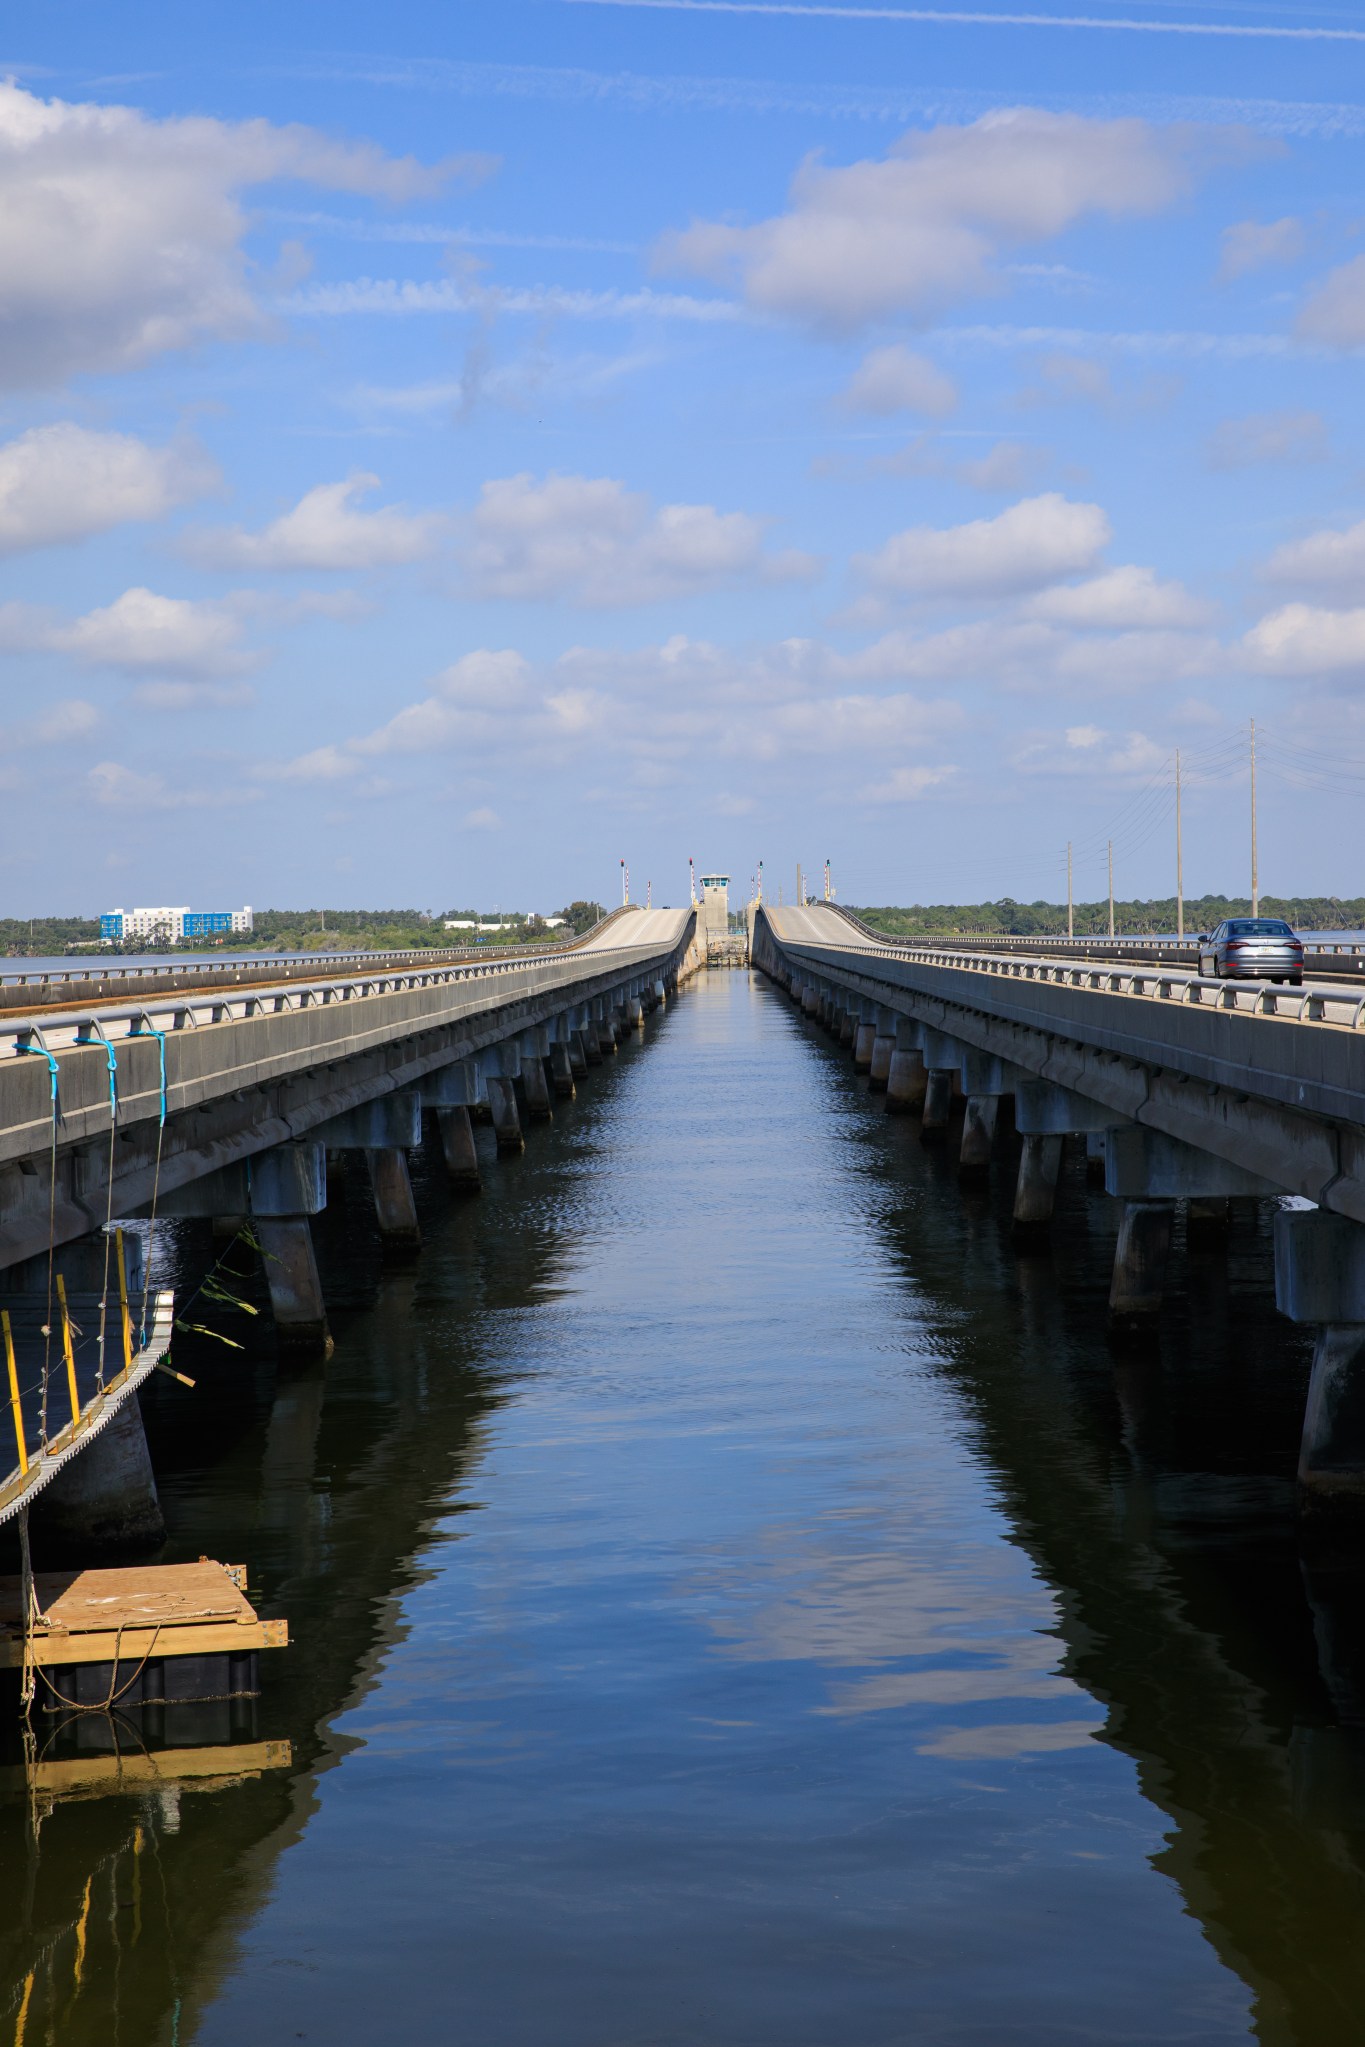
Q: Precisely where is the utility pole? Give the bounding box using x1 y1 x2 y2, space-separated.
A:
1250 717 1259 916
1108 840 1115 941
1066 842 1073 942
621 858 628 907
646 879 652 909
1175 749 1184 940
689 857 696 906
797 863 804 907
757 860 763 903
823 858 831 903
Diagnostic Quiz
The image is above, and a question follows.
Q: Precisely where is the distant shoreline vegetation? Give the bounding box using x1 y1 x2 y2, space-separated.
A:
0 901 607 957
847 896 1365 939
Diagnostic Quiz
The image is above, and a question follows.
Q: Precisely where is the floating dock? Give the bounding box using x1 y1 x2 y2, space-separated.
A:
0 1557 288 1709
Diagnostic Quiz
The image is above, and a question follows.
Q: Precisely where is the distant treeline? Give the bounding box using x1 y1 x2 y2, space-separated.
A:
0 901 607 957
848 895 1365 939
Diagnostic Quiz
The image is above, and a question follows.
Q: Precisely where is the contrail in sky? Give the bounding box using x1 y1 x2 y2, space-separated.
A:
563 0 1365 42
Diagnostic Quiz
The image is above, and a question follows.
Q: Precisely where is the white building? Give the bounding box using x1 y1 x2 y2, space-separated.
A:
102 905 253 942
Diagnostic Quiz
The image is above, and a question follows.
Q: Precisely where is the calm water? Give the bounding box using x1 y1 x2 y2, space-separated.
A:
5 970 1365 2044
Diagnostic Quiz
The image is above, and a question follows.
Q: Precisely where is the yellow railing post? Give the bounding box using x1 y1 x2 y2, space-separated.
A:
3 1310 26 1474
56 1273 80 1430
116 1227 133 1374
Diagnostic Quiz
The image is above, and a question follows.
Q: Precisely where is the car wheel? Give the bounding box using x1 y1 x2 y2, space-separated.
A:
1291 974 1303 987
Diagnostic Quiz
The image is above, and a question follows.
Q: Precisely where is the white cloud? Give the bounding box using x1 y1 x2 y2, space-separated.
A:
1026 565 1214 630
51 587 251 677
1244 603 1365 676
860 763 957 802
848 617 1221 695
460 805 501 830
854 493 1110 600
1263 518 1365 601
840 345 956 418
958 441 1046 492
1298 255 1365 348
1206 409 1326 470
1013 725 1170 777
1217 215 1304 282
656 109 1217 331
461 471 816 605
0 80 474 388
131 680 255 710
88 760 262 809
0 423 214 555
187 473 445 571
1 697 100 749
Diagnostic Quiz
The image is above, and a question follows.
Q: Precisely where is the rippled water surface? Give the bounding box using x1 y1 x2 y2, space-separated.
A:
6 970 1365 2044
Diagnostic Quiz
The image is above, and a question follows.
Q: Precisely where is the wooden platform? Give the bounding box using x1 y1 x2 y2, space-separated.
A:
0 1558 288 1671
0 1739 292 1798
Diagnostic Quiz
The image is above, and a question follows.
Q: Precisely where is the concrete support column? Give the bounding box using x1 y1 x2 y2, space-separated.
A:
1274 1209 1365 1512
626 997 644 1030
1013 1135 1063 1235
521 1051 554 1122
549 1041 576 1099
921 1069 954 1139
597 1005 618 1055
1187 1196 1230 1247
1299 1328 1365 1509
1109 1201 1175 1322
571 1028 594 1073
853 1022 877 1072
256 1216 332 1358
802 983 819 1017
369 1147 421 1254
486 1075 525 1155
838 1009 856 1047
886 1048 928 1116
869 1027 896 1091
959 1096 999 1179
437 1106 481 1192
582 1024 604 1067
33 1394 165 1553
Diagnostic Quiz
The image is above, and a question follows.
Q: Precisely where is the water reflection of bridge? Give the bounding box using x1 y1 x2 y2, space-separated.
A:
0 1071 588 2044
777 979 1365 2044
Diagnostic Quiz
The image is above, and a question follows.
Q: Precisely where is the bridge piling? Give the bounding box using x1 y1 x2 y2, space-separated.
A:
519 1032 554 1122
32 1395 166 1554
1108 1201 1175 1325
886 1048 928 1115
921 1070 954 1140
436 1107 481 1192
368 1148 422 1255
1012 1135 1064 1237
549 1041 576 1099
256 1217 333 1359
485 1077 525 1156
869 1014 896 1091
959 1097 999 1179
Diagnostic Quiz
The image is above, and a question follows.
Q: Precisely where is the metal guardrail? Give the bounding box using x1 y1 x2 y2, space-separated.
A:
0 904 649 1009
829 914 1365 976
0 932 685 1059
777 931 1365 1034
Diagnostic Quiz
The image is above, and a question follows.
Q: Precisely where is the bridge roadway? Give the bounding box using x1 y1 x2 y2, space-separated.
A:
0 905 699 1541
755 901 1365 1507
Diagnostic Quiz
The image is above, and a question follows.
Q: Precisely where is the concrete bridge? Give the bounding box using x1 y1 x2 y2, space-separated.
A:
754 901 1365 1510
0 905 700 1541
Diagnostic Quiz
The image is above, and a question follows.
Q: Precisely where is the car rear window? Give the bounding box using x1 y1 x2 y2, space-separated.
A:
1225 919 1294 937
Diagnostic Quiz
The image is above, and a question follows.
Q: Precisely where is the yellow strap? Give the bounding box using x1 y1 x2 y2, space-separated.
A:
2 1311 26 1475
56 1274 80 1429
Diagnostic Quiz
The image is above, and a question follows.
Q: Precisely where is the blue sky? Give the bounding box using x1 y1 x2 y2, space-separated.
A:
4 0 1365 915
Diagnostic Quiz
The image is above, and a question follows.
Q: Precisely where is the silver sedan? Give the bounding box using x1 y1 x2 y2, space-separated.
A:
1196 917 1303 984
